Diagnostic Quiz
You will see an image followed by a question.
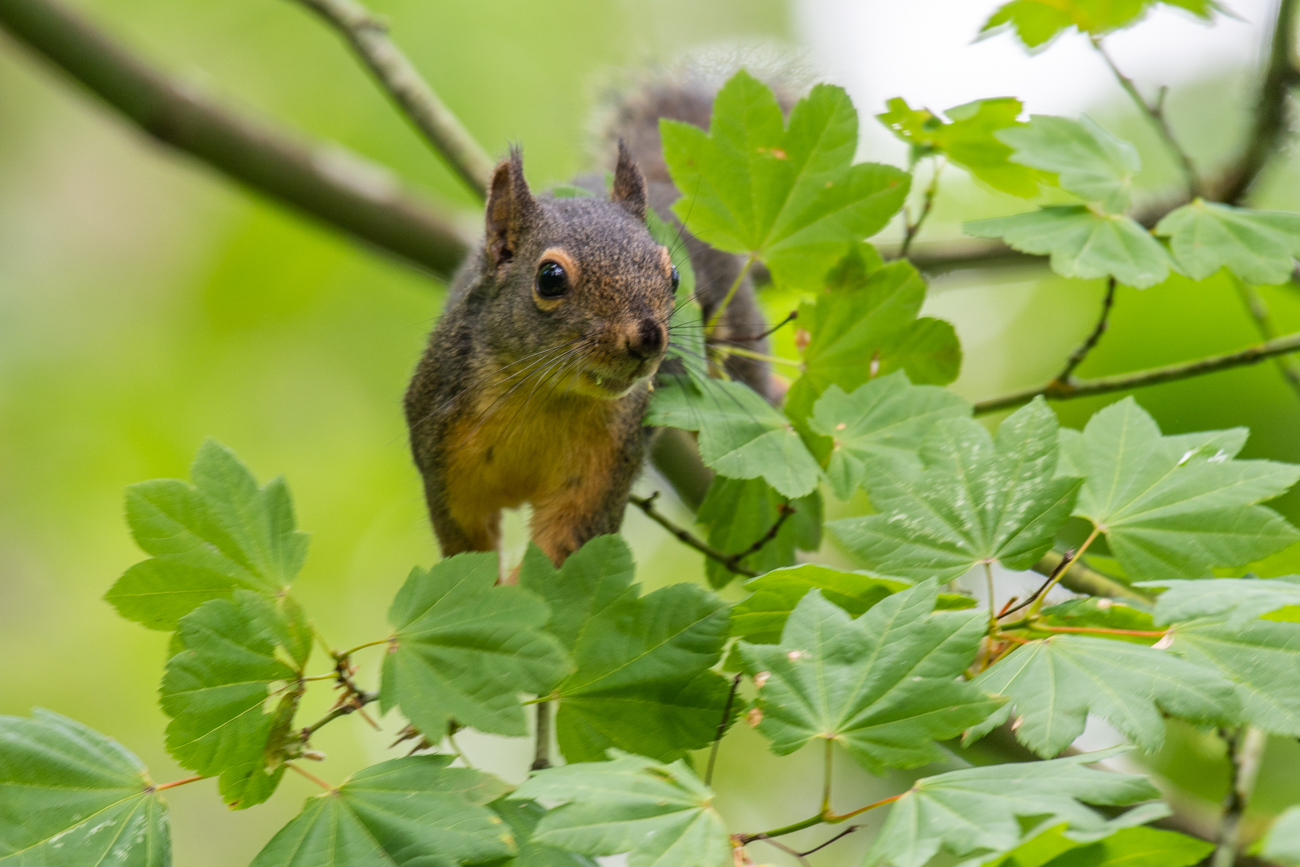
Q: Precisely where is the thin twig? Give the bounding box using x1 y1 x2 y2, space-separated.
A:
629 492 792 578
1056 278 1117 384
1213 726 1268 867
288 762 335 791
1027 526 1102 618
150 774 206 793
1001 549 1077 620
289 0 494 195
302 689 378 738
705 675 742 787
0 0 471 279
799 825 861 857
1092 38 1201 198
1232 277 1300 402
752 835 812 867
973 328 1300 415
1030 549 1149 603
899 157 944 258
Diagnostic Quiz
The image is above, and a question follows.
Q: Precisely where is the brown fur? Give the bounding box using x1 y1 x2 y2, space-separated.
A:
405 144 671 566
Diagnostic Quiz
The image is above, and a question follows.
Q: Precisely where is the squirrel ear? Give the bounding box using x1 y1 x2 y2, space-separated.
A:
611 140 648 223
485 146 538 267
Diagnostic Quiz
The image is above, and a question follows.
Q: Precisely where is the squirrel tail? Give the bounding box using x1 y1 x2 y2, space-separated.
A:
591 50 811 403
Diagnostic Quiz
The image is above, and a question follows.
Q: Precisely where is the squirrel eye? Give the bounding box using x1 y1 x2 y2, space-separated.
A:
536 261 569 299
670 265 680 292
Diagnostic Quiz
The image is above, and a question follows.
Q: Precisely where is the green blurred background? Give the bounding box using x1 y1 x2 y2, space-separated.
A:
2 1 1300 864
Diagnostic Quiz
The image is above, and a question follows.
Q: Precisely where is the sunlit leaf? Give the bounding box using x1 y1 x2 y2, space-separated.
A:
107 439 309 630
982 824 1212 867
999 115 1140 213
808 371 971 500
785 247 962 435
646 375 822 498
878 96 1045 197
1142 576 1300 626
511 752 731 867
965 206 1172 288
982 0 1223 49
492 799 599 867
662 69 909 290
966 633 1238 757
381 553 571 740
1155 199 1300 284
160 590 310 808
520 537 735 763
250 755 514 867
1061 397 1300 582
0 709 169 866
867 749 1164 867
740 583 1002 772
830 398 1080 581
1259 805 1300 866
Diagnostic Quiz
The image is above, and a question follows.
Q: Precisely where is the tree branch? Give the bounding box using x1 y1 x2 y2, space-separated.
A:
1213 726 1269 867
1233 277 1300 401
1217 0 1300 205
1057 277 1117 384
0 0 471 279
628 491 772 578
973 329 1300 415
289 0 494 197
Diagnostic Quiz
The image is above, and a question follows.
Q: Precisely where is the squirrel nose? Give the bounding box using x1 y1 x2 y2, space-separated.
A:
627 317 667 359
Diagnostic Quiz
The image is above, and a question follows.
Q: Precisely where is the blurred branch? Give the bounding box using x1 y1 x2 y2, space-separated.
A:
1213 727 1269 867
289 0 494 197
1232 278 1300 401
973 329 1300 415
1031 549 1148 603
1216 0 1300 205
0 0 471 279
1092 37 1202 198
1057 277 1117 383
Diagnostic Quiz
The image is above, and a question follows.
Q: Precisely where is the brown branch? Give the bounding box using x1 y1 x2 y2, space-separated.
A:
629 491 794 578
1056 277 1117 384
1233 277 1300 401
1031 549 1149 603
288 0 494 197
1217 0 1300 205
0 0 471 279
973 329 1300 415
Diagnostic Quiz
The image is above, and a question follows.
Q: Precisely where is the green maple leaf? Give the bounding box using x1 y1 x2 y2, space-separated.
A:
966 633 1238 757
1060 397 1300 582
739 582 1002 772
730 564 976 645
1260 805 1300 866
645 374 822 498
662 69 909 291
695 475 821 588
878 97 1045 197
510 752 731 867
966 206 1172 288
381 553 571 740
0 709 170 866
250 755 515 867
785 246 962 433
866 749 1165 867
519 537 735 763
1166 617 1300 735
830 398 1081 581
1143 576 1300 626
106 439 309 631
491 799 599 867
160 590 311 809
983 825 1212 867
1155 199 1300 284
999 115 1140 213
807 371 972 500
983 0 1223 49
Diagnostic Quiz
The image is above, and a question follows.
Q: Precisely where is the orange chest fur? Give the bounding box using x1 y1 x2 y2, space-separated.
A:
442 385 626 516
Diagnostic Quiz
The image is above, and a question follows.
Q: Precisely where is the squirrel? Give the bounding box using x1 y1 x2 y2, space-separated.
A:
405 73 784 567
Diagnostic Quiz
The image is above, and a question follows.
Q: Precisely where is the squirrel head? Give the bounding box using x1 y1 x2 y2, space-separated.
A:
478 143 677 400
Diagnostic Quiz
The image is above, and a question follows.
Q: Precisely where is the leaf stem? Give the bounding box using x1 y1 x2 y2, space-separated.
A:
899 157 944 258
719 346 803 368
335 638 391 659
150 774 205 793
737 791 904 843
289 0 494 195
973 328 1300 415
984 562 998 634
1027 526 1102 618
821 739 834 815
705 674 742 787
706 255 756 336
1092 37 1202 198
1031 624 1170 637
1213 726 1268 867
288 762 335 792
1056 277 1117 385
629 491 794 579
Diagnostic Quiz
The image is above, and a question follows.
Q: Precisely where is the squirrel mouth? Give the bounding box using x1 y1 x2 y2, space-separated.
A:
580 369 639 397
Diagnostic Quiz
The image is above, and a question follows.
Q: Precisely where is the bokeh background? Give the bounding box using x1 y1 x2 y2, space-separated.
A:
3 0 1300 864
